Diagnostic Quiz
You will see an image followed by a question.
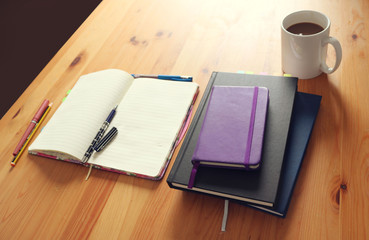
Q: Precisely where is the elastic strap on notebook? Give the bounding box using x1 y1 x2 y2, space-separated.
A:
244 86 259 168
188 162 200 188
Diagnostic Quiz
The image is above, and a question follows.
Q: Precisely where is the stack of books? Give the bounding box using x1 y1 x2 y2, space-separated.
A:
166 71 321 217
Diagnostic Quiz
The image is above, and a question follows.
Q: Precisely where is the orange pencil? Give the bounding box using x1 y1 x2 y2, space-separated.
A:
13 99 49 156
11 103 52 166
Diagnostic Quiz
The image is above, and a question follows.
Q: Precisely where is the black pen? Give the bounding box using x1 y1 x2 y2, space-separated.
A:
82 106 117 163
93 127 118 152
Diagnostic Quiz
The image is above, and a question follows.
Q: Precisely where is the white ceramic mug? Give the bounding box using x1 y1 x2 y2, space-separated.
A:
281 10 342 79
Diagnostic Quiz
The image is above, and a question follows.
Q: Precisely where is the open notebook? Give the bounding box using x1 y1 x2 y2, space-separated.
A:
29 69 199 180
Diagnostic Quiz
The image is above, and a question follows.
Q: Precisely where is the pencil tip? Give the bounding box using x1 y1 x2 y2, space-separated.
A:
11 156 16 166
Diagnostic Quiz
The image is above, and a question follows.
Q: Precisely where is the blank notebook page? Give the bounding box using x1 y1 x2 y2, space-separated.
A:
89 78 198 178
28 70 133 160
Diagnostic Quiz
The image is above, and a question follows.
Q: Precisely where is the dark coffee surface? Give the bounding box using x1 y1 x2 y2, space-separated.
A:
287 22 324 35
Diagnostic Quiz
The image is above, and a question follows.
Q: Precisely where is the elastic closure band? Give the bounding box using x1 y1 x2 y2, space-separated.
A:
244 87 258 168
188 162 200 188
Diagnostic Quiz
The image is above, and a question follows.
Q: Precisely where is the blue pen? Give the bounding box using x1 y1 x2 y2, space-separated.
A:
131 74 193 82
82 105 117 163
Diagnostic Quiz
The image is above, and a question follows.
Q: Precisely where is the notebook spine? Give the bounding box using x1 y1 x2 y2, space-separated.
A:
167 72 217 183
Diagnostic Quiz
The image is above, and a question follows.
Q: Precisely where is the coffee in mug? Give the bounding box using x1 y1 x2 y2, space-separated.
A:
286 22 324 35
281 10 342 79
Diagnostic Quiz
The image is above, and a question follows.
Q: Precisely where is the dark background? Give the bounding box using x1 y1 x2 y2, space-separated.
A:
0 0 101 118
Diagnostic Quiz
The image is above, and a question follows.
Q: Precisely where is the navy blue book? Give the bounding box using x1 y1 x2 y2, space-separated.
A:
244 92 321 217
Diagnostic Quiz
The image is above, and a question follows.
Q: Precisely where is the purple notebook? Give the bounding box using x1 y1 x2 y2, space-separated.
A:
188 86 269 188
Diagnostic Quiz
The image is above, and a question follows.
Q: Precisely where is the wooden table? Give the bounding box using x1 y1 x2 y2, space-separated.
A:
1 0 368 239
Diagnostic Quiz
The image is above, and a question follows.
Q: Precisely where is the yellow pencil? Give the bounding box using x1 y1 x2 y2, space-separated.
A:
11 103 52 166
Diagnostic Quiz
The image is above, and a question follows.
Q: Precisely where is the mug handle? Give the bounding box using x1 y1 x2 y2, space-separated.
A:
320 37 342 74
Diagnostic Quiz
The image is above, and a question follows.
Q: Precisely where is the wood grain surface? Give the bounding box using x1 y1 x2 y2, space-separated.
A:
0 0 368 239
